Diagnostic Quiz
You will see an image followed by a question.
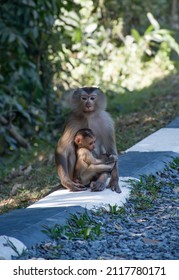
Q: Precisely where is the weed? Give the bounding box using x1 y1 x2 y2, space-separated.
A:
108 204 126 216
42 224 68 240
129 175 162 210
4 237 28 258
168 157 179 170
42 211 102 241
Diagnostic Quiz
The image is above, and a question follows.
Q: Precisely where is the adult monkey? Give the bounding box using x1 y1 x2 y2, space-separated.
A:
55 87 121 193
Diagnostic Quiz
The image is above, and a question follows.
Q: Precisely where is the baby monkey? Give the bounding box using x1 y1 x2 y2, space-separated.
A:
74 128 118 189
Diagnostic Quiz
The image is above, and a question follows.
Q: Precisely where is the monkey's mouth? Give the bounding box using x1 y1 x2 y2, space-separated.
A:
84 107 94 112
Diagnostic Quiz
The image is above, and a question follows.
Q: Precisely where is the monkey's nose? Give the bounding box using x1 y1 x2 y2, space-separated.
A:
86 101 91 108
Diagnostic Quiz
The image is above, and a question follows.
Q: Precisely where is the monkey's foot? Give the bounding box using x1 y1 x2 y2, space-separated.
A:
90 181 106 192
109 179 121 193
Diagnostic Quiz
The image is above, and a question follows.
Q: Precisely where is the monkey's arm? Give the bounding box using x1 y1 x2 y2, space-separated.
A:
55 142 87 191
77 151 114 185
87 163 114 173
81 149 117 166
78 150 114 172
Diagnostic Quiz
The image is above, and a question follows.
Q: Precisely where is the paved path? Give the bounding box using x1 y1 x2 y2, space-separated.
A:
0 117 179 252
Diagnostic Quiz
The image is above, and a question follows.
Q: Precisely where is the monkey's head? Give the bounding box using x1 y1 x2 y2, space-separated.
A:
71 87 107 114
74 128 96 151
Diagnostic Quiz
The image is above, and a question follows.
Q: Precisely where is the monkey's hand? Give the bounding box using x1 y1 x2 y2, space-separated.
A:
62 179 87 192
109 155 118 162
70 181 87 192
104 155 118 164
73 184 87 191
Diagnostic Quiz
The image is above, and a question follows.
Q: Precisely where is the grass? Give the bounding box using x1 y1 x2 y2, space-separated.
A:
0 72 179 214
0 142 60 213
42 211 102 240
108 73 179 152
128 175 163 210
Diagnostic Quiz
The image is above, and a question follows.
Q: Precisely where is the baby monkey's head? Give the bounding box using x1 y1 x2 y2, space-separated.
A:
74 128 96 151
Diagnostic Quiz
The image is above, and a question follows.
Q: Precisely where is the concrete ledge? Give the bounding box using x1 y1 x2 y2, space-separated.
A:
126 128 179 153
28 177 133 210
119 151 178 178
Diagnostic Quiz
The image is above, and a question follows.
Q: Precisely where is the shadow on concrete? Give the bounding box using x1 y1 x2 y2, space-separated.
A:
166 117 179 128
0 206 84 247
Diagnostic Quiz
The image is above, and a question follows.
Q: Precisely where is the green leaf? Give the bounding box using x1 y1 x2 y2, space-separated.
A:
32 10 38 20
0 74 4 82
144 24 154 35
16 36 28 48
131 29 141 42
8 33 16 43
13 101 31 122
32 27 39 39
85 23 98 34
147 13 160 30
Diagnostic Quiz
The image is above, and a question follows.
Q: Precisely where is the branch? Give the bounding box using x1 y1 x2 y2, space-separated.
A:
0 115 30 148
0 115 8 125
8 124 30 148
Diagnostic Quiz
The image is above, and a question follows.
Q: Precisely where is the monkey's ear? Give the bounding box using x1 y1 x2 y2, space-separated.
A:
74 135 82 145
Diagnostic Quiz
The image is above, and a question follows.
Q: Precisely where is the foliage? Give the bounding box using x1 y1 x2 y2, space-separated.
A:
0 0 179 155
168 157 179 170
5 237 28 258
129 175 163 210
107 204 126 216
100 0 179 34
60 5 179 92
42 211 102 240
0 0 80 152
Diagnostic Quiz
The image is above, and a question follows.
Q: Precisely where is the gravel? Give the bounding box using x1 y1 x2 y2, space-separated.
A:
16 159 179 260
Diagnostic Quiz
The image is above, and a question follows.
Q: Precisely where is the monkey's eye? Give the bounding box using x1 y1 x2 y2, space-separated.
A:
81 96 88 101
90 96 96 101
89 140 95 146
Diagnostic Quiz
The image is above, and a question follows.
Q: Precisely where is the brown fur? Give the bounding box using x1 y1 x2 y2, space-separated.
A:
55 87 121 193
74 128 116 186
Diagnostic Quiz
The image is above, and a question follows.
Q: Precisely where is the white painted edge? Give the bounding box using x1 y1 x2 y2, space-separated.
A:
28 177 138 210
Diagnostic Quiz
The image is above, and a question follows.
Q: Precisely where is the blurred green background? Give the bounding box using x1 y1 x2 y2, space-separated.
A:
1 0 179 153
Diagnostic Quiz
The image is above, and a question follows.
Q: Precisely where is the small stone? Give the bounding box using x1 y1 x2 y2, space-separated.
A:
10 183 23 196
173 187 179 194
0 235 27 260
